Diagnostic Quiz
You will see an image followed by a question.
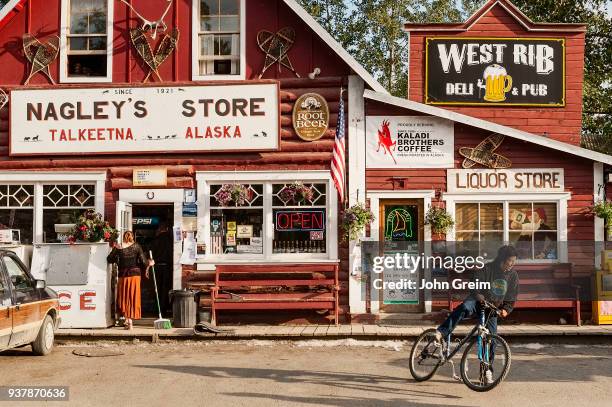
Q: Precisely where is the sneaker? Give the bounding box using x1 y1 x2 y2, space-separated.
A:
485 369 494 384
432 330 443 343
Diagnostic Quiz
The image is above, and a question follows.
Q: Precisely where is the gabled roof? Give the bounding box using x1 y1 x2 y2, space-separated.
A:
403 0 586 33
364 90 612 165
282 0 388 94
0 0 26 31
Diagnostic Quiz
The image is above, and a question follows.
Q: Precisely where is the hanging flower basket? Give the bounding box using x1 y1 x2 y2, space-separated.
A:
592 200 612 241
279 182 314 205
69 209 118 243
425 205 454 235
216 184 250 207
341 202 374 241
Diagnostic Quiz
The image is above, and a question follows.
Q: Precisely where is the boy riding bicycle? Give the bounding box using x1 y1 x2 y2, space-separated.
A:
435 245 519 382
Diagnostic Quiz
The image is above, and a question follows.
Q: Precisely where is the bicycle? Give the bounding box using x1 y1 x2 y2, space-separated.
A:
409 300 512 392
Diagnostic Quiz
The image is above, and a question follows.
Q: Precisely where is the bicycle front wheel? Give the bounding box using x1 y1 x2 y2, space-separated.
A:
409 328 444 382
460 333 511 392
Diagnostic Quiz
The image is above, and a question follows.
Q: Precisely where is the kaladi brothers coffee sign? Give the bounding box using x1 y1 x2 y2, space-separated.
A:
9 83 279 155
366 116 454 168
425 37 565 106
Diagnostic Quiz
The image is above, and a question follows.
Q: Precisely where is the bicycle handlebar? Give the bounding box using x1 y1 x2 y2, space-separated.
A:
480 299 502 315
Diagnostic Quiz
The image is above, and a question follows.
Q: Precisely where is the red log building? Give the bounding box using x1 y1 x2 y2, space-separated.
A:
0 0 609 324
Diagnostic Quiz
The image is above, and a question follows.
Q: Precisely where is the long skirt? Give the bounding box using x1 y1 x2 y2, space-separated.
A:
117 276 141 320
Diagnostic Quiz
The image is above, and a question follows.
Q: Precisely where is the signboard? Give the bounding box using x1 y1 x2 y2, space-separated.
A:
425 37 565 106
9 83 280 155
447 168 565 193
236 225 253 238
133 168 167 187
292 93 329 141
366 116 454 168
275 209 325 231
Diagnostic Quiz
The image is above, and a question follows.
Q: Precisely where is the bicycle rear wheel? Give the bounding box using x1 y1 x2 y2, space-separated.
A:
409 328 444 381
460 333 511 392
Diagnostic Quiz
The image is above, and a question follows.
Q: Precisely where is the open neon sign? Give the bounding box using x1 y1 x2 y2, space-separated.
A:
275 210 325 232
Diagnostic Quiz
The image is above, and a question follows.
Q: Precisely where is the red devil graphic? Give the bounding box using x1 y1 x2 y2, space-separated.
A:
376 120 397 164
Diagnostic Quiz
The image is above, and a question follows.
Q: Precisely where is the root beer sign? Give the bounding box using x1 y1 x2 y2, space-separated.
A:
292 93 329 141
9 83 279 155
425 37 565 106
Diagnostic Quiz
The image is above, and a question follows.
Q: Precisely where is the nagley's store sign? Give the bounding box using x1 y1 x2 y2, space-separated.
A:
447 168 565 193
9 83 280 155
425 37 565 106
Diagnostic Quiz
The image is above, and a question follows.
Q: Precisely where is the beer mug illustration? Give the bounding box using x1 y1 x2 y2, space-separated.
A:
476 64 513 102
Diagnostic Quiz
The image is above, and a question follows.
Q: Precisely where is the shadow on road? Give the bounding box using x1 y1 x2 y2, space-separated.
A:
390 352 612 383
134 364 461 402
220 392 452 407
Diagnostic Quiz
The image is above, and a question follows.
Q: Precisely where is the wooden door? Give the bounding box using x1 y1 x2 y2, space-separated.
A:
378 199 424 313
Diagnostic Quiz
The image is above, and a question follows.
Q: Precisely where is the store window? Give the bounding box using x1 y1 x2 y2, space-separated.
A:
197 173 336 261
272 183 327 254
454 201 559 261
0 185 34 245
209 184 263 255
194 0 243 77
455 203 503 257
509 202 558 260
62 0 112 81
42 184 96 243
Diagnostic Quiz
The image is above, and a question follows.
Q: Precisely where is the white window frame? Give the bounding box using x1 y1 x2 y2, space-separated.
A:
0 172 106 244
191 0 246 81
444 193 570 263
196 171 338 263
60 0 114 83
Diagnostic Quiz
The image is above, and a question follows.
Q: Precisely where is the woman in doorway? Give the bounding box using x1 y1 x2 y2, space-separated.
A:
107 231 154 330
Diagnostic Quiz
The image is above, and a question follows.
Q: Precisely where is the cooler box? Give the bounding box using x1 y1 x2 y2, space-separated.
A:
593 271 612 325
30 243 113 328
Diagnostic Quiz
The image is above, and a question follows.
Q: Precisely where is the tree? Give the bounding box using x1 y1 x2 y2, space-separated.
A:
508 0 612 154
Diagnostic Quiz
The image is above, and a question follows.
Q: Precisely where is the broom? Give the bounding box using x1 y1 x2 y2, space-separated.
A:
149 250 172 329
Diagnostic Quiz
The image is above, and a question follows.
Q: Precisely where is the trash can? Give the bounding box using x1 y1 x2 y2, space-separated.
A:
170 289 197 328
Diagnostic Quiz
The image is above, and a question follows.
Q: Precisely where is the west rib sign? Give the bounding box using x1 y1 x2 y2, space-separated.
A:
425 37 565 106
9 83 280 156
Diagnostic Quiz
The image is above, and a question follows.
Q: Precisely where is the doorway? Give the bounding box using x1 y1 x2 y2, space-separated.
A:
378 199 424 313
132 204 174 316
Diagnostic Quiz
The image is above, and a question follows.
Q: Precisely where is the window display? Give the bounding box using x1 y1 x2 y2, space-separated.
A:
42 184 96 243
209 184 263 255
509 202 558 260
455 201 558 260
272 183 327 254
0 185 34 245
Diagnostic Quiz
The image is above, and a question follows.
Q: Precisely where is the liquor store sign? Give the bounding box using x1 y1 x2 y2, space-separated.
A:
9 83 279 156
447 168 565 193
425 37 565 106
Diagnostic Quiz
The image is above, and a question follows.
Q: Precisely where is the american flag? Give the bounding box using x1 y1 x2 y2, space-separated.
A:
331 91 346 203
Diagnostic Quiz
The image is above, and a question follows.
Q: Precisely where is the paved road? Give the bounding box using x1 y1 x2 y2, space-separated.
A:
1 339 611 407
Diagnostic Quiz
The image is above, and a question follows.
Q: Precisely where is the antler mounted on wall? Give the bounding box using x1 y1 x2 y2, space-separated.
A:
119 0 172 40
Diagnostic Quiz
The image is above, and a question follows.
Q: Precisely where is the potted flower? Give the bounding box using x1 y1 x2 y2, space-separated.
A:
215 184 250 206
341 202 375 241
425 205 454 238
592 200 612 241
69 209 118 243
279 182 314 205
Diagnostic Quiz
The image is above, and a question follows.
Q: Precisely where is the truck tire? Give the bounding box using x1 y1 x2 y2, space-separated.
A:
32 315 55 356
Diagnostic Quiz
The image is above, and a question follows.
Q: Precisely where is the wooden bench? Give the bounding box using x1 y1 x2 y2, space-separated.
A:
211 263 340 325
448 263 582 326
